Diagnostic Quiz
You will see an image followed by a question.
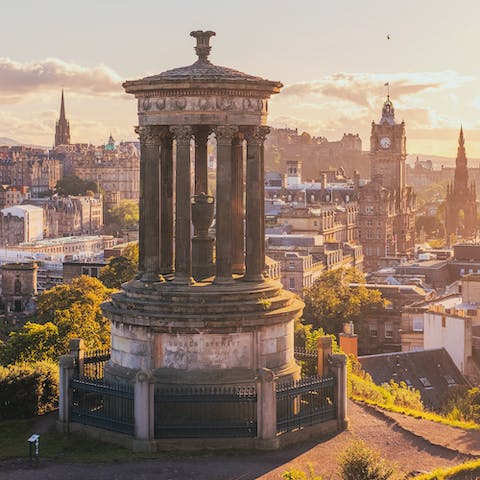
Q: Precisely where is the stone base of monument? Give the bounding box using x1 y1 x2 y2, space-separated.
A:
103 277 303 386
192 236 215 280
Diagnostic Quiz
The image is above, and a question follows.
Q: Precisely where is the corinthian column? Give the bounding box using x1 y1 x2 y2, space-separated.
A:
214 125 238 283
135 125 164 282
170 125 193 284
159 131 174 275
244 126 269 282
231 133 245 274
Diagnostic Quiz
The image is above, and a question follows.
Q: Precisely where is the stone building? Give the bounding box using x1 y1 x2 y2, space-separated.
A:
445 128 477 239
0 147 62 196
0 185 30 209
0 262 37 314
0 204 44 246
63 140 140 201
359 97 416 271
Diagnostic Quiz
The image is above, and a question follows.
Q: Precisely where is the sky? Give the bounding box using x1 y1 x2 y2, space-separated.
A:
1 0 480 158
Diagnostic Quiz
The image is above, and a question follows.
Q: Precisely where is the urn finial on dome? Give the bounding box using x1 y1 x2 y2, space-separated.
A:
190 30 216 62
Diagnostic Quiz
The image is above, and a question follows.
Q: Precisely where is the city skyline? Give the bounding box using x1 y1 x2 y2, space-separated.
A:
1 0 480 157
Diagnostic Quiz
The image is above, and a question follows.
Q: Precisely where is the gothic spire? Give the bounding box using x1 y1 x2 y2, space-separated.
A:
54 89 71 147
453 125 469 196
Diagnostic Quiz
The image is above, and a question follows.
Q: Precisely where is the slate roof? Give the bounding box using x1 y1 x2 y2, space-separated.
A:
359 348 469 410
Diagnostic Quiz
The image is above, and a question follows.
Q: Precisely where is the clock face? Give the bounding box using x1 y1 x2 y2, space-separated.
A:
380 136 391 149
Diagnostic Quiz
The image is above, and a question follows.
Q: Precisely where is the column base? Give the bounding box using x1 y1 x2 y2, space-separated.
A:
243 273 264 283
213 275 235 285
141 272 165 283
172 275 195 285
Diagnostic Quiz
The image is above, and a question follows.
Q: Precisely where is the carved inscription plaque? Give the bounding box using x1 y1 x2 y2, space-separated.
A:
159 333 252 369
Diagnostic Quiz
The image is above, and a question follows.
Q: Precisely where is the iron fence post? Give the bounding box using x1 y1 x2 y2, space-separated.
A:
69 338 85 378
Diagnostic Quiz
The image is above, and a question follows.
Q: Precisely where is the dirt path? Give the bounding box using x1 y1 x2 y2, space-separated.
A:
0 402 475 480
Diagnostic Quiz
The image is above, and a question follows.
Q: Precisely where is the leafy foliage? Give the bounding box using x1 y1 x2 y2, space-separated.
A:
104 200 139 234
338 440 396 480
0 361 58 419
303 267 384 335
441 386 480 423
348 357 423 411
282 464 322 480
35 276 113 353
0 322 59 365
99 242 138 289
55 174 98 196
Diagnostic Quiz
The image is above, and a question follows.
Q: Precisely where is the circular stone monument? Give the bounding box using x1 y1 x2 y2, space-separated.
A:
102 31 304 387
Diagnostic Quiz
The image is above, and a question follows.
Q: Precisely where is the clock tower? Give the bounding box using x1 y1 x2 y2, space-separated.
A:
359 96 416 271
370 96 406 192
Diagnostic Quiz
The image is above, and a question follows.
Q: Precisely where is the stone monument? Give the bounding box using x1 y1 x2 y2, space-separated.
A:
103 31 303 389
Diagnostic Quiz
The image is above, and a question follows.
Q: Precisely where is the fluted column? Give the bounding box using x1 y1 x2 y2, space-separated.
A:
159 131 174 275
170 126 193 284
231 134 245 274
244 126 269 282
194 126 209 196
214 125 238 283
135 125 163 282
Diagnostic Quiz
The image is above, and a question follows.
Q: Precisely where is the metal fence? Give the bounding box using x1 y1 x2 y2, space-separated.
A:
83 348 111 379
70 377 134 435
154 385 257 438
276 376 336 435
294 346 318 377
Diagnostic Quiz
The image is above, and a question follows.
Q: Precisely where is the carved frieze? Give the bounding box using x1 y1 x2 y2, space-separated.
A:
138 95 264 114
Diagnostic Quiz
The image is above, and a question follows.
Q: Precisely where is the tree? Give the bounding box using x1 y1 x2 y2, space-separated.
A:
104 200 139 234
0 322 59 365
303 267 384 335
55 175 98 196
339 440 396 480
35 276 113 353
100 243 138 289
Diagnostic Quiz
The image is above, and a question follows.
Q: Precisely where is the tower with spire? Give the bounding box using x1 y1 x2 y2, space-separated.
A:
54 90 71 147
445 127 477 239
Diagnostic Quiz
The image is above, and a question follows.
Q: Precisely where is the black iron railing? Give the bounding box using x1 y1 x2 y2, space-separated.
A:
276 376 336 434
294 346 318 377
70 377 134 435
154 385 257 438
83 348 111 379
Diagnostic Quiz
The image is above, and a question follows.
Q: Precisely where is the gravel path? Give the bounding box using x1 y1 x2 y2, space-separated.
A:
0 402 474 480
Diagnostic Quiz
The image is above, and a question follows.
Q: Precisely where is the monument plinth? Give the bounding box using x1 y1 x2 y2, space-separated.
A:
103 31 303 387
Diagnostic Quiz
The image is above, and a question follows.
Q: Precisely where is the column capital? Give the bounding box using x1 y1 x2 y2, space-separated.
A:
193 125 211 143
214 125 239 146
135 125 164 146
170 125 192 145
244 125 270 145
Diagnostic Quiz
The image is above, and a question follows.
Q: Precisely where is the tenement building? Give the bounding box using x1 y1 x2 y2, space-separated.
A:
445 127 477 239
359 97 416 271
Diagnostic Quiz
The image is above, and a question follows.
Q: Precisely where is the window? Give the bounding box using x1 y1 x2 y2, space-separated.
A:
385 323 393 338
365 206 374 215
369 323 377 337
442 316 446 328
289 278 295 289
288 261 295 269
419 377 432 389
444 375 457 387
412 317 424 332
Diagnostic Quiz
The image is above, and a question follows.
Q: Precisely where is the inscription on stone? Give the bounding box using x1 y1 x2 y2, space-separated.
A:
160 333 252 369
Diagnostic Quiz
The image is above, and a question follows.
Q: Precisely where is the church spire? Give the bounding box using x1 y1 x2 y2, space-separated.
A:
54 89 71 147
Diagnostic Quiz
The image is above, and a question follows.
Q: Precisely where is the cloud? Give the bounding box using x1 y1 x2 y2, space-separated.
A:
0 57 123 103
281 71 472 108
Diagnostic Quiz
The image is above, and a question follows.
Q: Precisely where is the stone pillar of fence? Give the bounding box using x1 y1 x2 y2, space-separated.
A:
58 354 76 431
255 368 279 449
133 370 154 449
317 335 332 377
69 338 85 377
329 353 348 430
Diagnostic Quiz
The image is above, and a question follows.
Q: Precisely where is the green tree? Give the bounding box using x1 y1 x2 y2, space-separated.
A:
36 276 113 352
99 243 138 288
104 200 139 234
303 267 384 335
339 440 396 480
55 175 98 196
0 322 59 365
442 386 480 423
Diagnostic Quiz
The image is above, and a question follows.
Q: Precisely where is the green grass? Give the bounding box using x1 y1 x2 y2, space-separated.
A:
351 396 480 431
0 417 157 462
413 458 480 479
